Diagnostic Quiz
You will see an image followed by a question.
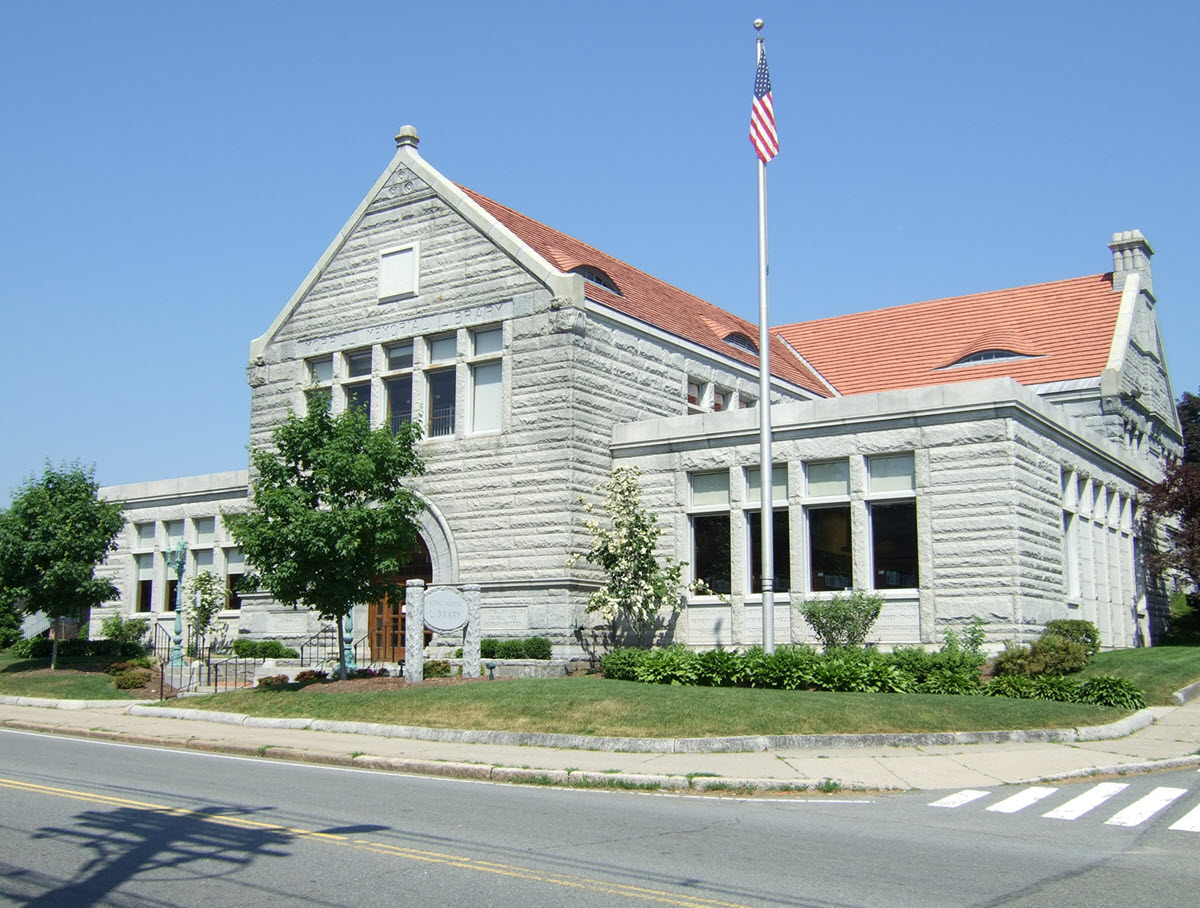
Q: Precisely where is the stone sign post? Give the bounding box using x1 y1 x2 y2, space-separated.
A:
404 580 481 683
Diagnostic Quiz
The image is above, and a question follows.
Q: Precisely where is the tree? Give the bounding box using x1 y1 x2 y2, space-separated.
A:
0 463 125 669
571 467 688 647
1142 390 1200 592
225 405 424 679
182 570 228 663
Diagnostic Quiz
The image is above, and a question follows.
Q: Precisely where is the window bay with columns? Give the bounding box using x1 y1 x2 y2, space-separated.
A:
129 516 245 615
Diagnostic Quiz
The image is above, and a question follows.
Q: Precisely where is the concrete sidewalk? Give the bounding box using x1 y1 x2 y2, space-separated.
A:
3 695 1200 793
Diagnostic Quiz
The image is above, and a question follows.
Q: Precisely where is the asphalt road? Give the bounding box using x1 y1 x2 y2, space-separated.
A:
0 728 1196 907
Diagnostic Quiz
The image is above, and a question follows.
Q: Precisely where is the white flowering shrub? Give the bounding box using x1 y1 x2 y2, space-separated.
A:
571 468 686 646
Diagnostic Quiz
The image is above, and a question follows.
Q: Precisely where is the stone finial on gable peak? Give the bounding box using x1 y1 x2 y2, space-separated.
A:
395 125 420 149
1108 229 1154 296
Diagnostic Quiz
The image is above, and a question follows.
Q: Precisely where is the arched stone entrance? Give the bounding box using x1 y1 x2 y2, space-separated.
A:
369 536 433 662
366 500 457 663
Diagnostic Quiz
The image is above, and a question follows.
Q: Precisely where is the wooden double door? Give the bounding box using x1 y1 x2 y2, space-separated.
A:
368 538 434 662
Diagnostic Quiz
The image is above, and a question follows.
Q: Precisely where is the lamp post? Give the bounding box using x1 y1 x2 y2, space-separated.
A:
165 542 187 667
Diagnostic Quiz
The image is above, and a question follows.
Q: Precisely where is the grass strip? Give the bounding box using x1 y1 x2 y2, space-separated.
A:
169 678 1128 738
0 653 142 701
1079 646 1200 705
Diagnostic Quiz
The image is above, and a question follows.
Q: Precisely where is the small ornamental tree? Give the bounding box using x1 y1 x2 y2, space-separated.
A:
182 569 228 663
1142 390 1200 594
571 467 687 647
0 463 125 669
225 404 424 679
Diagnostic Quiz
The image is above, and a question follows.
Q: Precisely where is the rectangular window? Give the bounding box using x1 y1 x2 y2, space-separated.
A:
193 549 214 577
135 553 154 613
166 579 179 612
692 513 731 595
194 517 216 546
746 465 787 506
308 357 333 384
808 506 853 591
165 521 184 547
429 334 456 364
868 454 915 493
378 245 418 300
687 379 705 413
345 382 371 415
749 509 790 593
473 326 503 357
225 548 245 610
387 342 413 372
135 522 156 549
807 460 850 498
428 368 456 437
871 501 919 589
471 361 502 433
388 375 413 433
1063 512 1080 597
347 350 372 378
691 472 730 507
713 388 731 412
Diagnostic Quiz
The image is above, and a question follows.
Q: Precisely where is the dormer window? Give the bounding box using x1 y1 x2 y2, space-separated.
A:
723 331 758 354
570 265 621 296
946 349 1032 368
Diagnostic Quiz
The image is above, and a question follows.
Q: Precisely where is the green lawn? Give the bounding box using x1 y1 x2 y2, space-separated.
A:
0 650 145 700
1080 645 1200 705
170 678 1128 738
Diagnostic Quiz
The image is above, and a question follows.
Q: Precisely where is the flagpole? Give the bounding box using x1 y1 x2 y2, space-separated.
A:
753 20 775 654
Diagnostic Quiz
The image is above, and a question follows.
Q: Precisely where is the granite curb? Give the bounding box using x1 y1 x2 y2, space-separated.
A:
1172 679 1200 705
0 695 156 710
126 704 1158 753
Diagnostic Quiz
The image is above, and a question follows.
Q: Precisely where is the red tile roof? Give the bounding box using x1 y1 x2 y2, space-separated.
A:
458 185 830 395
775 274 1121 396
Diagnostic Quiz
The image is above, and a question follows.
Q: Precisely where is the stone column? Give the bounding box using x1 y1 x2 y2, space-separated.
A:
404 579 425 683
463 584 481 678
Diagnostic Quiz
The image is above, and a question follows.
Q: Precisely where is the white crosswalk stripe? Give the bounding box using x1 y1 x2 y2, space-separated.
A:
1042 782 1128 820
928 790 990 808
986 786 1058 814
1105 787 1189 827
1168 801 1200 832
928 783 1200 833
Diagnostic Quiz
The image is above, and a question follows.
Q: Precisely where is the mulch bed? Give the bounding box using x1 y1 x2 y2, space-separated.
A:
302 674 494 694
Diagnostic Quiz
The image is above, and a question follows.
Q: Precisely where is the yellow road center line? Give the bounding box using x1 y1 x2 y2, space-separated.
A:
0 776 759 908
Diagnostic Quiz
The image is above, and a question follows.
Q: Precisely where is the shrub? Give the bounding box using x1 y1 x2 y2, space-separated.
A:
113 669 152 690
425 660 450 678
256 674 292 689
992 635 1090 678
737 646 772 688
758 646 819 691
104 657 152 675
985 675 1036 699
293 669 328 685
635 645 698 685
1076 676 1146 710
798 591 884 649
1042 619 1100 656
100 615 150 645
480 638 499 659
1029 674 1081 703
810 652 873 693
0 625 20 649
232 639 299 659
523 636 553 660
232 638 259 657
600 647 649 681
347 667 389 679
7 638 145 661
495 639 526 659
694 649 743 687
919 666 982 696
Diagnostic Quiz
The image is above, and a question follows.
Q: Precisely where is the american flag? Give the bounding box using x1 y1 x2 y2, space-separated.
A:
750 43 778 163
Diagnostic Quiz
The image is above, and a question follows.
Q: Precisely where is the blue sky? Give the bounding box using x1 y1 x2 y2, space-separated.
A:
1 1 1196 502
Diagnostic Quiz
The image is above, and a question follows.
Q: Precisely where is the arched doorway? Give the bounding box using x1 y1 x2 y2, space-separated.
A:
369 536 434 662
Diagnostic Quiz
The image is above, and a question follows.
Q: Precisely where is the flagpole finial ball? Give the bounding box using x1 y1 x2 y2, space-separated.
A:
753 18 764 30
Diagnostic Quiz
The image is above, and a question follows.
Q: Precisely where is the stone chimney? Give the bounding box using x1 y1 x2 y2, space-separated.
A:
1108 229 1154 296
